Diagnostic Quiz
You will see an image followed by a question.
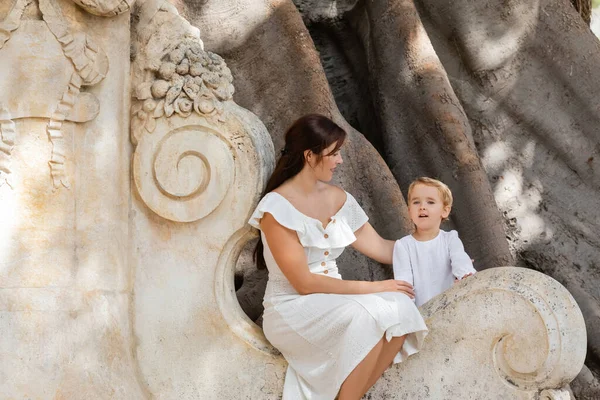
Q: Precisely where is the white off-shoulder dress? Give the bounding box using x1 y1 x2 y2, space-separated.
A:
249 191 428 400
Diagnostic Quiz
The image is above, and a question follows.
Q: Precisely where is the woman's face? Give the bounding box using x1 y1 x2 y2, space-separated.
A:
306 141 343 182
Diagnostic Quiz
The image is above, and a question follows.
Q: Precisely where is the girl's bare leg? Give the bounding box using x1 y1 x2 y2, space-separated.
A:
338 337 385 400
362 335 407 394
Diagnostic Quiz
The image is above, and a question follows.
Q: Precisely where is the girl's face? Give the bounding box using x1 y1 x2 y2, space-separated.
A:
408 184 450 232
306 141 343 182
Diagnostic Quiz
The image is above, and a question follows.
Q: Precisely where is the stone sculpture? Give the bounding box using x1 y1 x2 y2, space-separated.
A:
130 1 242 222
0 0 588 398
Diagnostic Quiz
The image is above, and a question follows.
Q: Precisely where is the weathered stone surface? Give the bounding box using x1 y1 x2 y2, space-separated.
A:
128 3 285 397
0 0 144 397
1 0 282 397
369 267 586 399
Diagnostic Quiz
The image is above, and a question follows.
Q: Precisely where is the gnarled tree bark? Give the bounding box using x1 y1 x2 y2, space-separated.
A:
175 0 600 397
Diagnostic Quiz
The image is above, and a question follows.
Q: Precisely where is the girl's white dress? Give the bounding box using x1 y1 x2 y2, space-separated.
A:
249 191 428 400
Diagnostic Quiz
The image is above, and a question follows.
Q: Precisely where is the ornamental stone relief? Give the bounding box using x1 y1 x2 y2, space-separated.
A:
0 0 113 188
130 0 242 222
130 40 234 139
132 121 236 222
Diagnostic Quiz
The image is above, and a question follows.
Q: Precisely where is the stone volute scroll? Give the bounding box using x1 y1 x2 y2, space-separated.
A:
129 2 283 398
366 267 587 399
131 0 243 222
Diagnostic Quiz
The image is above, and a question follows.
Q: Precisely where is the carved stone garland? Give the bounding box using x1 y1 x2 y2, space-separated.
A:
131 39 234 142
0 107 16 188
0 0 109 188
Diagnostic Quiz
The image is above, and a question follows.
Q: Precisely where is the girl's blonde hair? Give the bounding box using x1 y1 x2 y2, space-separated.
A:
407 177 453 209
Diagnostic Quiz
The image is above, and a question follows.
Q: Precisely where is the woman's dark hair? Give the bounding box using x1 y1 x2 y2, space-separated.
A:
253 114 347 269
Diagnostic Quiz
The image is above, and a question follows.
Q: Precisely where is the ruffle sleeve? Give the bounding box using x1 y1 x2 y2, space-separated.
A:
248 193 306 235
339 192 369 232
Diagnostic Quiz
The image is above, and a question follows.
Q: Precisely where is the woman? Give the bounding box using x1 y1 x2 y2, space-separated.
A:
249 115 427 400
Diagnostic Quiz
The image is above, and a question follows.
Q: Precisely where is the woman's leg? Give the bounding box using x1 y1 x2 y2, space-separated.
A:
362 335 407 394
338 337 385 400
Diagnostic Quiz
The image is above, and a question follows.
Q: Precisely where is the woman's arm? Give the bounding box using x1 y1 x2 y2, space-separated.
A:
260 213 414 297
351 222 395 264
392 241 413 285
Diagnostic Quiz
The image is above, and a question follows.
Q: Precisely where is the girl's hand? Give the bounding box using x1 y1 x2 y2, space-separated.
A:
454 272 474 284
373 280 415 298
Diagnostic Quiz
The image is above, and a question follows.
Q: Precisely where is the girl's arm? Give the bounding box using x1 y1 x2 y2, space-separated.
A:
449 231 477 279
260 213 414 297
350 222 395 264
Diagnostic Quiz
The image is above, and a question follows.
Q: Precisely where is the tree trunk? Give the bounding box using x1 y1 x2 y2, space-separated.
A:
571 0 592 24
176 0 600 396
180 0 414 283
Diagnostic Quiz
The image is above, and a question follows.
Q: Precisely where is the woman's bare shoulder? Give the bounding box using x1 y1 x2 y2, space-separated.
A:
318 183 346 204
271 182 292 198
326 183 346 195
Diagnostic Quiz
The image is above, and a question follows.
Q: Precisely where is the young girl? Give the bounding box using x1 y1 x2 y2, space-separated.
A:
393 177 476 307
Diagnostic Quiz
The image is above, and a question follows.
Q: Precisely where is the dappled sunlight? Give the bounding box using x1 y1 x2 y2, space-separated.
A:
494 168 551 243
451 0 539 72
407 23 441 77
492 138 555 245
482 141 514 174
521 140 536 168
493 168 523 203
417 0 541 106
504 74 600 188
480 101 600 251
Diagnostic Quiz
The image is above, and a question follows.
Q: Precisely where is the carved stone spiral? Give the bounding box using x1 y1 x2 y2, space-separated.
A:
540 389 571 400
412 267 587 398
491 286 560 391
133 124 234 222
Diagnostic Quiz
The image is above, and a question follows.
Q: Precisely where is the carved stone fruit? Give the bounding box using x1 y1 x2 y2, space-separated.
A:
159 62 176 80
190 63 204 77
151 80 170 99
199 99 215 114
176 59 190 75
169 49 185 64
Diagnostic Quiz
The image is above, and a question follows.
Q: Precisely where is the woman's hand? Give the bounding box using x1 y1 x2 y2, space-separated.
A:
372 280 415 298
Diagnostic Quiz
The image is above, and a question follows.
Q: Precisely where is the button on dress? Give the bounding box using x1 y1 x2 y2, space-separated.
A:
249 191 428 400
